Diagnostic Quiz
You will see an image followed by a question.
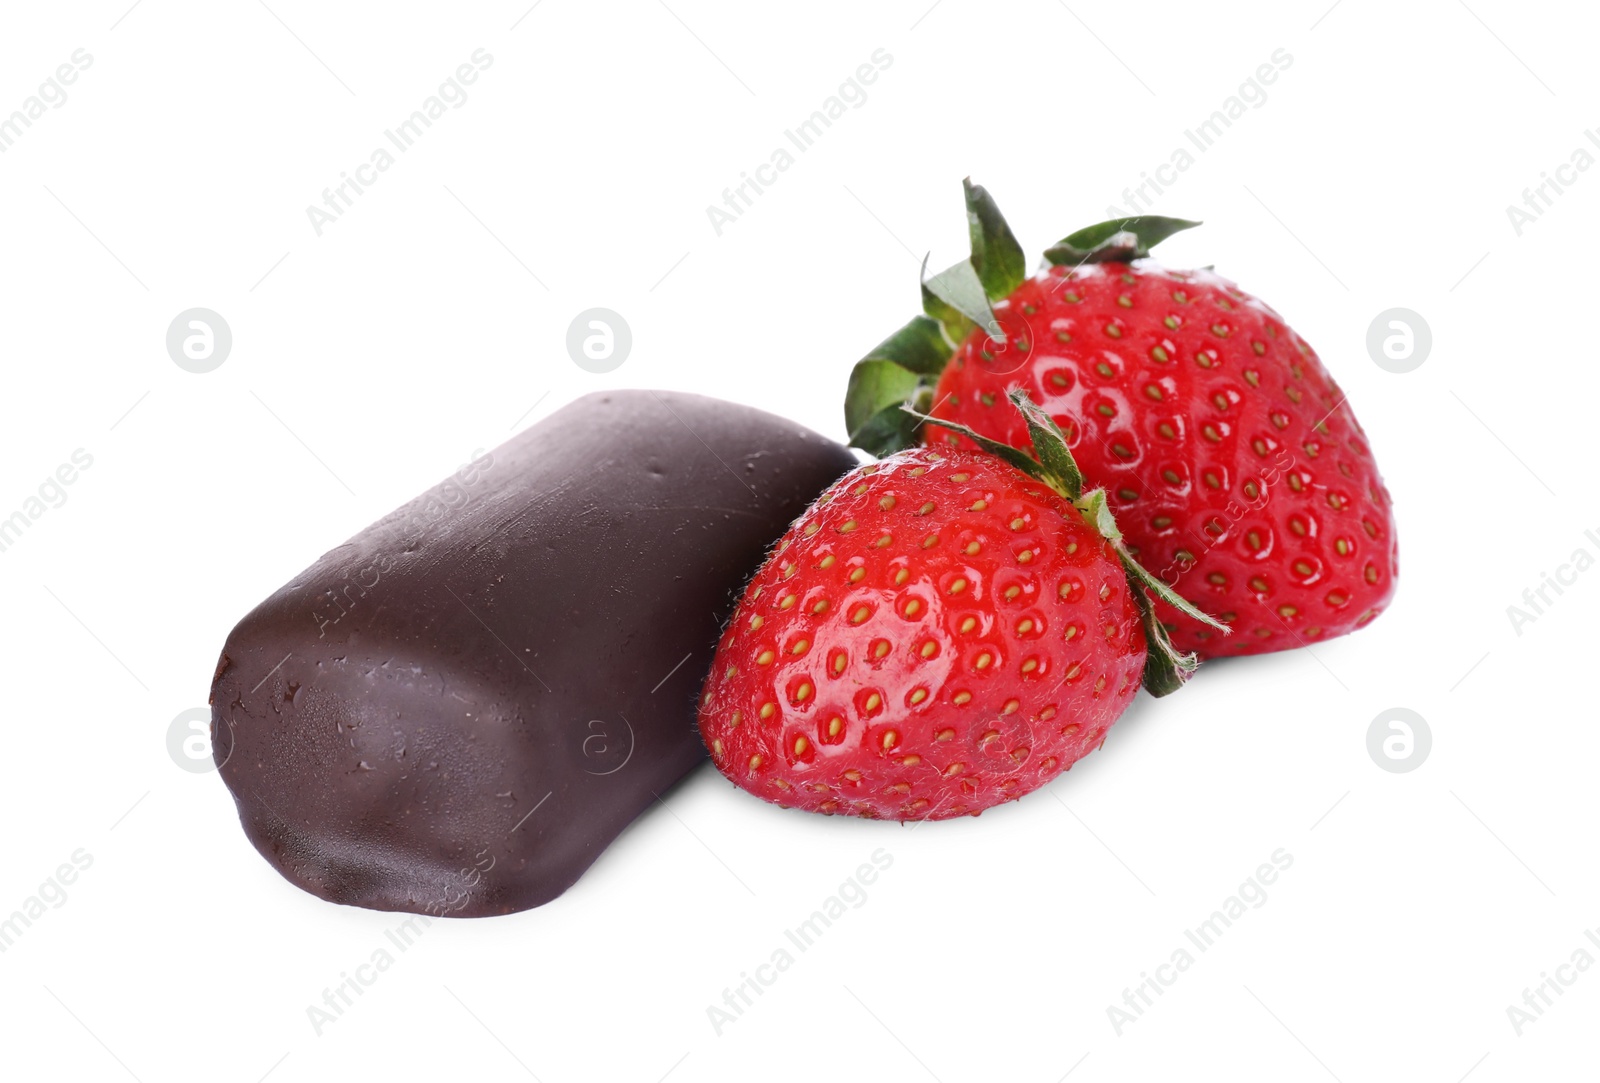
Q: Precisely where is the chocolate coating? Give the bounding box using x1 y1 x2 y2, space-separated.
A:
210 391 854 916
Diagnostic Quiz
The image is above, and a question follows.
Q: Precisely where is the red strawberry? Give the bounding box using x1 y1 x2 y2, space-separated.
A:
698 393 1220 820
844 180 1397 657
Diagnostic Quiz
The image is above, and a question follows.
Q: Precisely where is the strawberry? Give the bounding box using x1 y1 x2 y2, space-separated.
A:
844 180 1397 657
698 392 1222 820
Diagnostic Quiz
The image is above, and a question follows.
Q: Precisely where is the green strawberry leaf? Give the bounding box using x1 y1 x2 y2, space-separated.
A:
1074 486 1221 694
920 254 976 346
864 313 953 377
845 314 959 454
1116 544 1230 632
846 359 926 455
1131 588 1198 697
904 405 1048 484
923 259 1001 341
1044 216 1202 265
1006 388 1084 499
922 391 1224 692
917 388 1081 514
964 178 1026 302
850 398 928 457
1074 488 1228 634
1074 487 1123 543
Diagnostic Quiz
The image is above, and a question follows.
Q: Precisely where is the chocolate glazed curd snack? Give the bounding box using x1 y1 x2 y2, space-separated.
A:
210 391 855 917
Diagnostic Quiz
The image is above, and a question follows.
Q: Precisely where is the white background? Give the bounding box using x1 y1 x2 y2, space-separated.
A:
0 0 1594 1079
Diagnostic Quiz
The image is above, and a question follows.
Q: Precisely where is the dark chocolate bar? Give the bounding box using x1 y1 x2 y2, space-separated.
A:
210 391 854 916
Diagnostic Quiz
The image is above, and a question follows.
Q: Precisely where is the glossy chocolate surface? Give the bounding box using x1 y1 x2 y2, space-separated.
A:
210 391 854 916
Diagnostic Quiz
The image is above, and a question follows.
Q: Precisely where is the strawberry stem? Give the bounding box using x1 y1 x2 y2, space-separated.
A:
1131 589 1198 697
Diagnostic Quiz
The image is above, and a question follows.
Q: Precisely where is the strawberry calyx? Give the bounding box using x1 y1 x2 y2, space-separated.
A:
845 179 1014 454
1042 215 1201 266
843 179 1199 456
842 311 948 454
905 388 1228 696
